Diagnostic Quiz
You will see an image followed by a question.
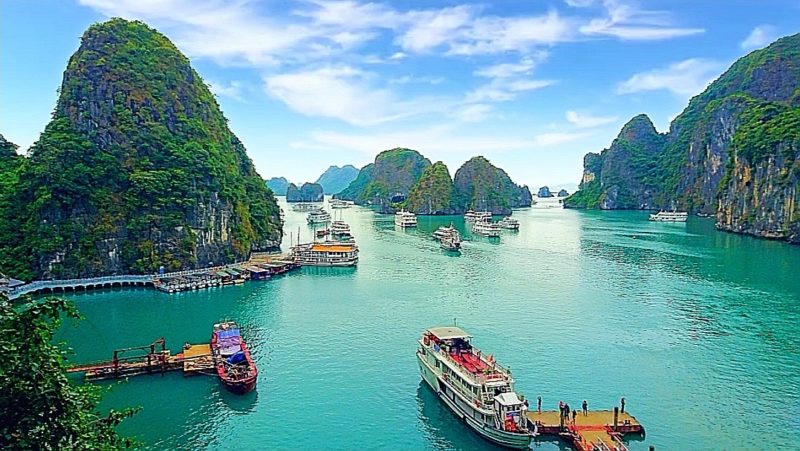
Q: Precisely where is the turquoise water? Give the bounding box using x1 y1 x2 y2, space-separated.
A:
57 198 800 450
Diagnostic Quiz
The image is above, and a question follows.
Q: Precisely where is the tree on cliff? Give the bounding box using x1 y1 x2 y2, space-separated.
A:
0 297 137 449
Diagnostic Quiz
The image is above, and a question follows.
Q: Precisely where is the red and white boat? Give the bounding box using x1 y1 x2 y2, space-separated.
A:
211 321 257 394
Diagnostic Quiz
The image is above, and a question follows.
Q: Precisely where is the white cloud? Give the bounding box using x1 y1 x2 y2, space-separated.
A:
565 110 618 128
207 80 244 101
389 75 444 85
389 52 407 60
741 25 777 50
616 58 722 97
580 0 703 40
532 132 587 146
454 104 493 123
469 54 554 102
474 53 546 79
566 0 596 6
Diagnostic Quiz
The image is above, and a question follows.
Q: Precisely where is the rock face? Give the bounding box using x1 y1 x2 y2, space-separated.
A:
537 186 554 198
266 177 290 195
453 156 532 215
315 165 359 195
337 148 431 212
0 135 23 276
566 33 800 244
3 19 282 279
557 189 569 197
286 182 324 202
406 162 457 214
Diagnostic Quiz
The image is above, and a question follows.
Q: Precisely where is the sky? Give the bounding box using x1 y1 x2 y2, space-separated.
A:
2 1 799 191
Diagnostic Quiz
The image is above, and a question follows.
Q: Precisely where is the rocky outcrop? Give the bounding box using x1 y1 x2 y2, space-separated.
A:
453 156 532 215
315 165 359 195
557 189 569 197
2 19 282 279
286 182 324 202
537 186 553 198
337 148 431 212
566 33 800 244
406 162 457 214
266 177 290 195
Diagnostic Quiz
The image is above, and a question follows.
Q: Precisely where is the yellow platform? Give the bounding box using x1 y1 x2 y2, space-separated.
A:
182 344 214 374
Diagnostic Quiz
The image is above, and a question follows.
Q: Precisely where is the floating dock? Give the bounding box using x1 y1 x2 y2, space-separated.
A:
526 409 643 451
67 339 215 381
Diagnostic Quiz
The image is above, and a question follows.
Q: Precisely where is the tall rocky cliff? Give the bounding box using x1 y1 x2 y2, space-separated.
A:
3 19 282 279
566 33 800 244
337 148 431 211
315 165 359 195
453 157 532 214
286 182 324 202
405 162 457 214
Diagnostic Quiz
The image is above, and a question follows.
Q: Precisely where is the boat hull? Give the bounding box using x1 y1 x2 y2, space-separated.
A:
220 376 257 394
416 353 532 449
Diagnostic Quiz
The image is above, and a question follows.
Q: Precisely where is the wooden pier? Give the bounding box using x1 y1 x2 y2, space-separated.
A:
526 409 644 451
67 339 215 381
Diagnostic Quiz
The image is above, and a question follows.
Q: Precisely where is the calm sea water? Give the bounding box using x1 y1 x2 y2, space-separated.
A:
56 197 800 450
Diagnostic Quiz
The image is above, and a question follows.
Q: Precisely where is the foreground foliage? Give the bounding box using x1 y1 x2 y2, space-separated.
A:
0 297 137 449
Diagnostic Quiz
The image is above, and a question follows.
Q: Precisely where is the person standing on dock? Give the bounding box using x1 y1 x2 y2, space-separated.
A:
537 396 542 413
582 399 588 415
620 397 626 413
564 403 571 418
572 409 577 425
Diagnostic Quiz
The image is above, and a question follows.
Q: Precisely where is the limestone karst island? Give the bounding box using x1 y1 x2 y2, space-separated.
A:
1 2 798 450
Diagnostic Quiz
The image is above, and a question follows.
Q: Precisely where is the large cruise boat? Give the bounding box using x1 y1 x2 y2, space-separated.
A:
649 210 688 222
465 210 492 222
497 216 520 230
417 326 532 449
307 208 332 224
329 199 353 209
292 202 320 212
291 241 358 266
395 210 418 228
432 224 462 251
472 220 501 237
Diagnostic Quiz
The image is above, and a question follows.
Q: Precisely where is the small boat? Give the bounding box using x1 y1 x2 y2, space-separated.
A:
417 326 533 448
316 229 329 238
211 321 257 394
472 219 501 237
307 208 332 224
291 241 359 266
497 217 520 230
464 210 492 222
395 210 418 228
649 210 688 222
440 235 461 251
329 199 352 209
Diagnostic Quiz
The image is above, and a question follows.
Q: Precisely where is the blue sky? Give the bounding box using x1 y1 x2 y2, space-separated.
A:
2 1 799 190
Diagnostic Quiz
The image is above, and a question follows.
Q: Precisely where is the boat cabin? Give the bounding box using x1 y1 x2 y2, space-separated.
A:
494 392 526 432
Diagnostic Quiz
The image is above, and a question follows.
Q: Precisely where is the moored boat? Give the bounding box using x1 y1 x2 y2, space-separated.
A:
472 219 501 237
211 321 257 394
417 326 532 449
649 210 688 222
291 241 359 266
395 210 418 228
497 216 520 230
307 208 332 224
292 202 321 212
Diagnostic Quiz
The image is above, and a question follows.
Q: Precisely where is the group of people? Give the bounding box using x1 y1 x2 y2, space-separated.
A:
557 400 589 425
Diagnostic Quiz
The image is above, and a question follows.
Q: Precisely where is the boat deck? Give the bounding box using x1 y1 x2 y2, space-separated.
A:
526 410 643 451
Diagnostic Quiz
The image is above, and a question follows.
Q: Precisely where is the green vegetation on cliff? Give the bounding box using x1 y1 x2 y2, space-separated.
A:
453 156 532 214
566 33 800 243
1 19 282 279
337 148 430 209
0 136 23 276
406 162 455 214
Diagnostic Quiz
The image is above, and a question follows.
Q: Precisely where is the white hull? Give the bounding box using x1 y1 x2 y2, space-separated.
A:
417 354 532 449
295 260 357 267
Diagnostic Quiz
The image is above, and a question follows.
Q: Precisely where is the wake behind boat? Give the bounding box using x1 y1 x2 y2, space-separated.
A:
211 321 257 394
417 326 532 449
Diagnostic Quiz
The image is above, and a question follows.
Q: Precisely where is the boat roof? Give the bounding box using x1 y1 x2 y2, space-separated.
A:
495 392 522 406
427 326 471 340
310 244 355 252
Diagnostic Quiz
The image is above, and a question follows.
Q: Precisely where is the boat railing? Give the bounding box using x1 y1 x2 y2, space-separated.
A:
434 345 509 385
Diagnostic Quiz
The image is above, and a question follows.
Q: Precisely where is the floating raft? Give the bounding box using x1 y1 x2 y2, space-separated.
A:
526 409 643 451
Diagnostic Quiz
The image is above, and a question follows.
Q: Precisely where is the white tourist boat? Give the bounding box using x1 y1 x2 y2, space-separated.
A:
307 208 331 224
291 241 358 266
292 202 320 212
465 210 492 222
395 210 418 228
649 210 688 222
497 217 520 230
433 224 462 251
432 224 459 241
472 220 501 237
329 199 353 209
417 326 533 449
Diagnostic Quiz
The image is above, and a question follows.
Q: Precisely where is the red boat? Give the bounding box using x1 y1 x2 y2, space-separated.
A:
211 322 257 394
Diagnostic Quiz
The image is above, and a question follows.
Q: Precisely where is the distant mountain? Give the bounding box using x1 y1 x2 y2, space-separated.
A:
0 19 282 279
452 157 532 214
315 165 359 194
337 148 431 212
565 33 800 244
266 177 291 195
537 186 554 198
286 182 324 202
